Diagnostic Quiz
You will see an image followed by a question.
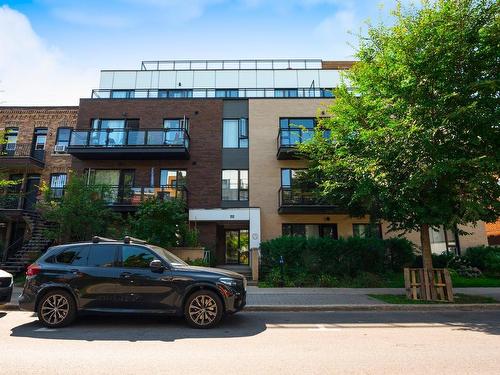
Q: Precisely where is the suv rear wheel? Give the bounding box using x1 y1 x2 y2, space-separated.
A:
37 290 76 328
184 290 223 328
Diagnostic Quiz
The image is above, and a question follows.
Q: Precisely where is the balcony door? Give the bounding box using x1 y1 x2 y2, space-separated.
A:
87 169 134 204
24 174 41 211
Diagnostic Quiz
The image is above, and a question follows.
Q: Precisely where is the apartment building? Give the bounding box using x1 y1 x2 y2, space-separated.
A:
0 59 489 273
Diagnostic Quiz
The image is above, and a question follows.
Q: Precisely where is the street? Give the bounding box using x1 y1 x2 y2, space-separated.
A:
1 310 499 374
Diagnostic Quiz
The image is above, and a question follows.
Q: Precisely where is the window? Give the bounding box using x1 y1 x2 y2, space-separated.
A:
164 119 188 145
72 246 90 266
223 119 248 148
353 224 382 238
34 128 47 150
158 89 193 98
50 173 67 199
215 89 239 98
222 170 248 201
55 248 79 264
55 127 71 148
275 89 298 98
321 88 334 98
160 170 186 187
111 90 134 99
121 245 156 268
87 245 118 267
4 127 18 146
283 224 338 239
430 226 458 254
280 118 315 146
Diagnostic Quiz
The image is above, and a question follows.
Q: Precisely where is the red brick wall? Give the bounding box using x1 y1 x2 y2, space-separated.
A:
73 99 223 209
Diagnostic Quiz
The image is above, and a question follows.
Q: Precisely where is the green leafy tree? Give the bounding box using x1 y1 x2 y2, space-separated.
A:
38 174 117 243
129 199 197 248
301 0 500 275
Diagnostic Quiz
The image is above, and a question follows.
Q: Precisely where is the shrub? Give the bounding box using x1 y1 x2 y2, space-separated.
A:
186 258 210 267
465 246 500 276
384 237 416 272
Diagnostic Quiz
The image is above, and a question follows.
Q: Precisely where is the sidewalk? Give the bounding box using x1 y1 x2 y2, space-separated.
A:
3 286 500 312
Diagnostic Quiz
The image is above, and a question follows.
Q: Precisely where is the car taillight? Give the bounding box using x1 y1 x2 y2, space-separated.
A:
26 264 41 277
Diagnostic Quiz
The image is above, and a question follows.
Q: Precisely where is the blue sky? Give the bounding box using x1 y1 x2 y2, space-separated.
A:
0 0 405 105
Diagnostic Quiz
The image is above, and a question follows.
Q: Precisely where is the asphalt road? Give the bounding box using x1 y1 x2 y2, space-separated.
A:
1 310 500 375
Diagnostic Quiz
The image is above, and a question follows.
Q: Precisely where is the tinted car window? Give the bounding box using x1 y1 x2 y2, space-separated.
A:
87 245 117 267
121 245 155 268
72 245 90 266
55 248 78 264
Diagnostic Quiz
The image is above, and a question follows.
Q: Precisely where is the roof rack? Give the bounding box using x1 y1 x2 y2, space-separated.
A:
123 236 148 245
92 236 117 243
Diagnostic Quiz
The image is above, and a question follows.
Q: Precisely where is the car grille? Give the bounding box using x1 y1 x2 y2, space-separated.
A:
0 277 12 288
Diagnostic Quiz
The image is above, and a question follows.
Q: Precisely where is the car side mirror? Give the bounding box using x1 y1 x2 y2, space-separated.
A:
150 259 164 272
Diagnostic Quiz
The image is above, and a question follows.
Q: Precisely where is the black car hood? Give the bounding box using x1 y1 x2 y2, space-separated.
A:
173 265 244 279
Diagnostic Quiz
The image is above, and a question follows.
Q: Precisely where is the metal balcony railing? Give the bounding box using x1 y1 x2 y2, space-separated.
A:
279 187 320 207
0 143 45 162
68 128 189 149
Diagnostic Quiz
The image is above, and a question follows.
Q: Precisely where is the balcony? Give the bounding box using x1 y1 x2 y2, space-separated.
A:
276 129 314 160
51 185 187 212
0 143 45 168
278 187 343 214
67 128 190 160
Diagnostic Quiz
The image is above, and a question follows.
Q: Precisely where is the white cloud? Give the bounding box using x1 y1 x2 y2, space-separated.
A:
314 9 358 59
0 5 97 106
121 0 227 21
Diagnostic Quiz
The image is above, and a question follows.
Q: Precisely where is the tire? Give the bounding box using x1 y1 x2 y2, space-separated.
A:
184 290 223 329
37 290 77 328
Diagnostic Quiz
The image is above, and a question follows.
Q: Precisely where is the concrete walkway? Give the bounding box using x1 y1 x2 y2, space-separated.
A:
3 286 500 311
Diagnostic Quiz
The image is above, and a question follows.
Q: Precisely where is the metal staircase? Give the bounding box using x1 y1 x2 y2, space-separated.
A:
0 212 53 274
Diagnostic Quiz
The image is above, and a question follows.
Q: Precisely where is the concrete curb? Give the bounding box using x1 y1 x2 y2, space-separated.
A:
244 303 500 312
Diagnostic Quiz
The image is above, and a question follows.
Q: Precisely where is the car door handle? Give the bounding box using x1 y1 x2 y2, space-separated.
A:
120 272 132 279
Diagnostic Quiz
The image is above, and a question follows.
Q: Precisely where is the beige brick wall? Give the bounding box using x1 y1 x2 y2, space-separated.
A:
248 99 489 249
248 99 370 241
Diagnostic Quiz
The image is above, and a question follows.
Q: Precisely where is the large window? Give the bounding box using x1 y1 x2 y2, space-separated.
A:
50 173 67 199
280 118 315 146
216 89 239 98
158 89 193 98
110 90 134 99
222 170 248 201
275 89 298 98
160 169 186 187
281 169 307 188
223 119 248 148
283 224 338 239
87 245 118 267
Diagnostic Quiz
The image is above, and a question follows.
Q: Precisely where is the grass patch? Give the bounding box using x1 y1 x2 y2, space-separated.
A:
368 293 498 304
450 275 500 287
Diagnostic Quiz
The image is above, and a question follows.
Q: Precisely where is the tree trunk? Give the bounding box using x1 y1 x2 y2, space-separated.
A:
420 223 435 300
420 224 433 270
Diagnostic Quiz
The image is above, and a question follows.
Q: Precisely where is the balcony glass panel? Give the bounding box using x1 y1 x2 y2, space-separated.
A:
70 131 89 146
127 130 146 145
147 130 164 145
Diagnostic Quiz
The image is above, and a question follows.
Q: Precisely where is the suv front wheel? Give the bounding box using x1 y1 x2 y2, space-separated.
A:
37 290 77 328
184 290 223 328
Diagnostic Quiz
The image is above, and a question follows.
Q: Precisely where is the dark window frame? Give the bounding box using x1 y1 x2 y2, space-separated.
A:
221 169 249 202
222 118 248 149
352 223 383 239
282 223 339 239
275 89 299 98
55 127 72 147
215 89 239 98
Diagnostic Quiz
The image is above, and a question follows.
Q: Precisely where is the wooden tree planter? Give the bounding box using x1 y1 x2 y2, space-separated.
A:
404 268 454 302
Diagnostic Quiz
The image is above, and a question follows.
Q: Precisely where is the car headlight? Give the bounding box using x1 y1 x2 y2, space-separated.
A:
219 277 238 287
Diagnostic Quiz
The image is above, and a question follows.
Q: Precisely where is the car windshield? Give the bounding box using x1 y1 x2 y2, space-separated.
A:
149 245 188 266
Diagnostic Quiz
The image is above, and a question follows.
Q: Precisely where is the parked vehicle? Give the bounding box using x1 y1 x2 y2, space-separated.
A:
0 269 13 304
19 237 247 328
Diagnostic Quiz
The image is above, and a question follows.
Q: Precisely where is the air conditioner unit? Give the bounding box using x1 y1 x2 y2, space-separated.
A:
54 145 67 153
5 143 16 151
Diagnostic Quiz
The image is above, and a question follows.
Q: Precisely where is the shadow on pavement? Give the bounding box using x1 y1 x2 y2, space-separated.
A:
9 310 500 341
0 312 6 319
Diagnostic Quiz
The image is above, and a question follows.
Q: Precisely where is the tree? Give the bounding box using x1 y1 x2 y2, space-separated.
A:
301 0 500 278
38 174 118 243
129 198 198 249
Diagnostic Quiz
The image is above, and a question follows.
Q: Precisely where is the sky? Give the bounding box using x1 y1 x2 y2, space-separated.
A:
0 0 407 106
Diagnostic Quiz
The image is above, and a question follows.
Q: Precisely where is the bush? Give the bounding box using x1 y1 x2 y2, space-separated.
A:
384 237 416 271
186 258 210 267
260 235 416 285
465 246 500 276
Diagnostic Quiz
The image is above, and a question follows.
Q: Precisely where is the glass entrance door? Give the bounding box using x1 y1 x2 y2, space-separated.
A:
225 229 249 265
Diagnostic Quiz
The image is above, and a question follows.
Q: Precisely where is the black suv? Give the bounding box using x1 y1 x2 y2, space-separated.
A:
19 237 247 328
